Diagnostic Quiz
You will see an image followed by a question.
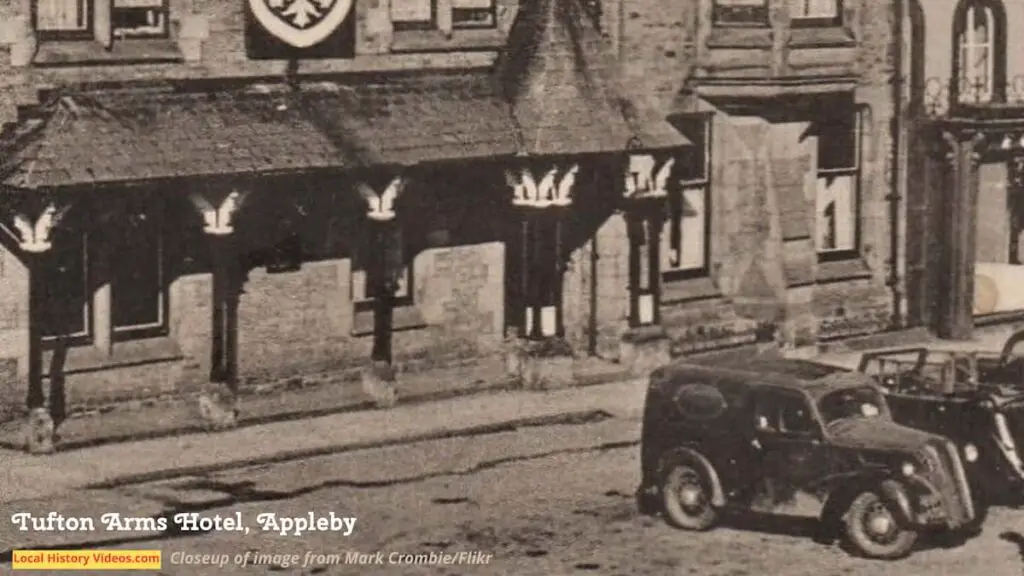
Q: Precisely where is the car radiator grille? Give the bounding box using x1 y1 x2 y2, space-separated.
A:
922 443 973 526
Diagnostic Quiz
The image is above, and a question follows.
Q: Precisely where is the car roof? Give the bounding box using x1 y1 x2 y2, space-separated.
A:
657 357 871 401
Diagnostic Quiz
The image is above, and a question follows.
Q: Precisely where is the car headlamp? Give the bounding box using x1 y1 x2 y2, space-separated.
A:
964 443 979 462
901 461 916 477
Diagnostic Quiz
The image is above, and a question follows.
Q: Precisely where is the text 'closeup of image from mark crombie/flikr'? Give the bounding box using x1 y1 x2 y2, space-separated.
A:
6 0 1024 573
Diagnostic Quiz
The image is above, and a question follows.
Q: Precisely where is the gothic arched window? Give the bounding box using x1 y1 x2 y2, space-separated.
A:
953 0 1007 104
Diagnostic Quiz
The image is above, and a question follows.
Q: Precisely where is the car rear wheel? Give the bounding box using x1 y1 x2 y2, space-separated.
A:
844 491 918 560
661 463 718 531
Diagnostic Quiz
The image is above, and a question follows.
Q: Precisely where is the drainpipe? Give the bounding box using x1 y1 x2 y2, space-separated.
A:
887 0 905 330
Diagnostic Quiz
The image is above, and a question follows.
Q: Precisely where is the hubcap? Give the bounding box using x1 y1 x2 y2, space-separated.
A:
864 503 898 543
680 485 703 508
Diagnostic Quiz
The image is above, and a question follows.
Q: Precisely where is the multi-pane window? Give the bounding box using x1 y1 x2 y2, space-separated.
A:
663 115 711 281
712 0 769 27
956 1 1001 103
33 0 169 41
37 201 167 346
788 0 841 25
390 0 496 31
815 108 862 260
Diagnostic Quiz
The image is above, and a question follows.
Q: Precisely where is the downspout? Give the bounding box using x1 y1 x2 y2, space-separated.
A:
888 0 905 330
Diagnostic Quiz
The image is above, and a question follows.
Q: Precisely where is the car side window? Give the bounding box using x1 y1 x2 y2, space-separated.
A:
754 392 817 435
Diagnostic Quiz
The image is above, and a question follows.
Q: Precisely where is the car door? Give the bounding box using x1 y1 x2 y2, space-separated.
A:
750 388 829 516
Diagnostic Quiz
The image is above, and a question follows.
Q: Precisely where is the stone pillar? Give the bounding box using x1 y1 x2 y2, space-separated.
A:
188 190 248 429
9 202 67 453
937 130 984 340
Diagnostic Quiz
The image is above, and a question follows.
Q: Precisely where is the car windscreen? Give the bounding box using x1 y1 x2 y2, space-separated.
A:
817 386 886 426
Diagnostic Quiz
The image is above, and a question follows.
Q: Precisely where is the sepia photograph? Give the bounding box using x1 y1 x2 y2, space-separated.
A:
0 0 1023 574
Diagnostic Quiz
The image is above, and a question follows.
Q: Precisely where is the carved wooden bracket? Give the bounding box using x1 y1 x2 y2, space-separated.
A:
189 190 250 236
356 176 405 222
1 203 69 253
505 164 579 208
624 154 675 200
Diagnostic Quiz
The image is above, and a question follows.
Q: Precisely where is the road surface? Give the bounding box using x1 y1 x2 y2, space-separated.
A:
2 417 1023 575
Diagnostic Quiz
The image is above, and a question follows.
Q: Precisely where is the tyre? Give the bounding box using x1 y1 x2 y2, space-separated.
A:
843 491 918 560
661 463 719 531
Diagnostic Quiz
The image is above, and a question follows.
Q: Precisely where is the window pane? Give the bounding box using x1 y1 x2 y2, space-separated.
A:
672 116 709 183
352 267 411 302
452 0 495 28
713 0 768 25
390 0 433 24
36 0 90 32
817 112 857 171
112 0 167 37
39 233 89 339
816 174 857 252
662 187 707 272
790 0 838 18
113 205 164 332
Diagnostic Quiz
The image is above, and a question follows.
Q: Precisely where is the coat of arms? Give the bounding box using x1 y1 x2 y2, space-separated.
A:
248 0 354 49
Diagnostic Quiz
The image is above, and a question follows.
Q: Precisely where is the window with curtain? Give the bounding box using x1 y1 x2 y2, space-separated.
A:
815 108 862 260
956 1 999 103
112 0 169 38
788 0 841 24
390 0 496 30
663 115 712 281
34 0 92 37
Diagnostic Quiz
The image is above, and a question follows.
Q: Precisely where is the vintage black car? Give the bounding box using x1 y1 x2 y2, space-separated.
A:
636 357 982 560
858 348 1024 504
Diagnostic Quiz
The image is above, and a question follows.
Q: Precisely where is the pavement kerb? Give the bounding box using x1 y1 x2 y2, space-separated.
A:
0 377 647 504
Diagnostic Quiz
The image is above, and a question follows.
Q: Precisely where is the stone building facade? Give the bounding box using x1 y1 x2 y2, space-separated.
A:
609 0 901 350
900 0 1024 339
0 0 900 452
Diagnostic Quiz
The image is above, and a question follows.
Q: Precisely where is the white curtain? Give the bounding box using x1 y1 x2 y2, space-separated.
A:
661 187 707 272
816 174 856 252
36 0 89 31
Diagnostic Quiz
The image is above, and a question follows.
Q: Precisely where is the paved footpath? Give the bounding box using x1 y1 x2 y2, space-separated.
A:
0 379 647 505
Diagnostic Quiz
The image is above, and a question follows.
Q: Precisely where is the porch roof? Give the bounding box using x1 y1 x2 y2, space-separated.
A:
496 0 690 156
0 72 521 190
1 90 349 190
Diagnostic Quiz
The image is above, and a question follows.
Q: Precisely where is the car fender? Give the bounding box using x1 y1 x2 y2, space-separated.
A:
824 474 914 527
659 447 727 507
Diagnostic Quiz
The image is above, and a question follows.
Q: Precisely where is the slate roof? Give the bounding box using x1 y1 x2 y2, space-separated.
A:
299 72 521 167
496 0 689 155
2 90 348 189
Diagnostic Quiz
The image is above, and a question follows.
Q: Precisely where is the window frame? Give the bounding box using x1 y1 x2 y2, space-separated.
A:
33 0 94 41
815 105 863 263
110 202 169 342
663 113 713 283
32 0 171 42
788 0 843 28
754 390 823 438
951 0 1007 105
111 0 171 40
712 0 770 28
390 0 497 32
39 231 93 347
507 213 565 340
351 228 415 314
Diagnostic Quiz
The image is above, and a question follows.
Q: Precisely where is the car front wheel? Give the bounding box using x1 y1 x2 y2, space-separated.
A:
844 491 918 560
661 463 718 531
